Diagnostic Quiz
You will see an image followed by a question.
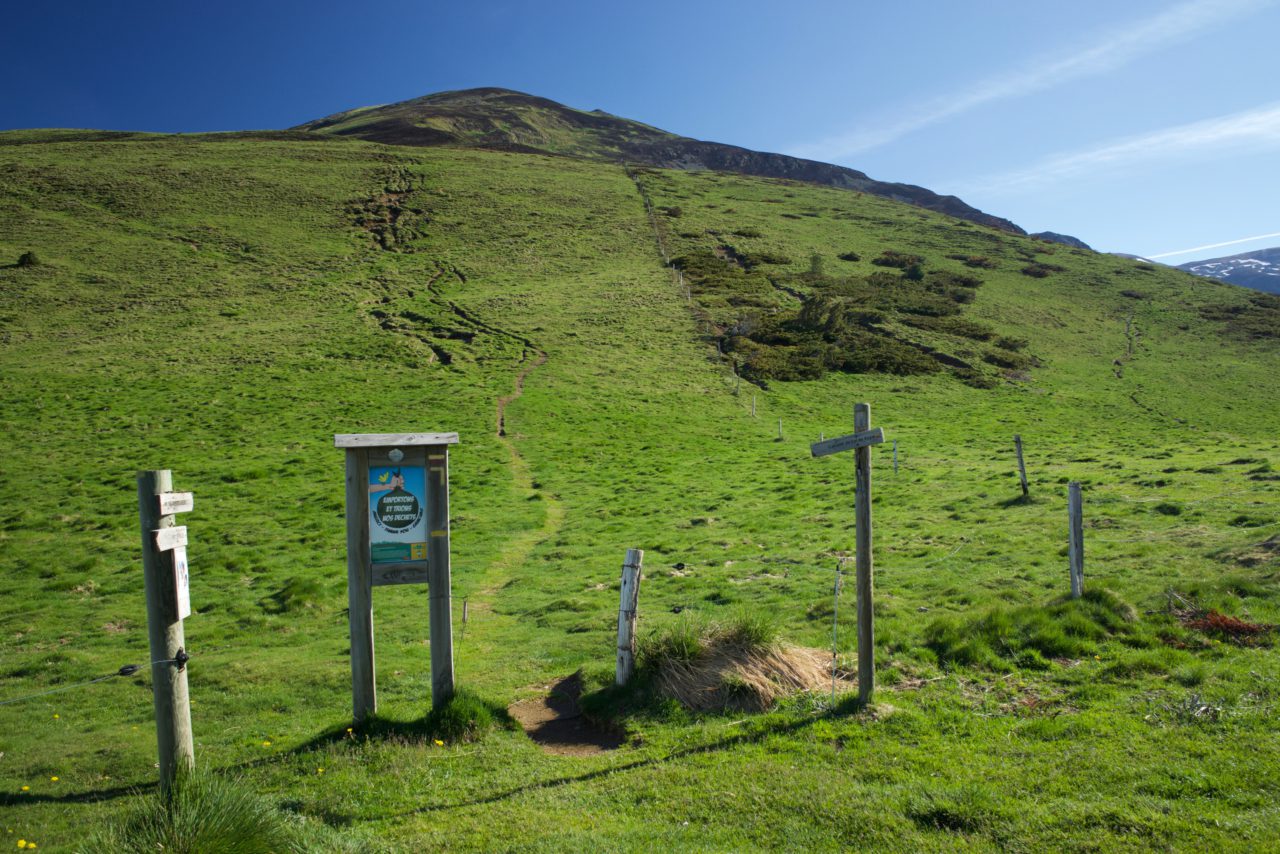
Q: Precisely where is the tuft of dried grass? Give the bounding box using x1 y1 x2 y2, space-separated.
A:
655 642 846 712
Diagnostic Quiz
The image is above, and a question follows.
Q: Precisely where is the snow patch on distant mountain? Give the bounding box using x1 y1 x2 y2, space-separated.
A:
1178 246 1280 294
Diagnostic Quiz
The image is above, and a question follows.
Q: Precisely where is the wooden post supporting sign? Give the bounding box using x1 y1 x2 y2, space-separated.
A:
811 405 886 706
136 470 195 791
335 432 459 719
615 549 644 686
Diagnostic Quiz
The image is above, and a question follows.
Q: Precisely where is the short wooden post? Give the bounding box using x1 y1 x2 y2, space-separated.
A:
1014 435 1030 497
893 440 899 474
751 394 756 417
777 418 783 441
854 403 875 705
1068 482 1084 598
343 450 377 721
137 470 194 791
615 549 644 686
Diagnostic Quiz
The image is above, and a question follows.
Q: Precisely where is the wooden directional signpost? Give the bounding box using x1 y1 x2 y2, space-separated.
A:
136 471 195 791
811 404 885 706
335 432 459 720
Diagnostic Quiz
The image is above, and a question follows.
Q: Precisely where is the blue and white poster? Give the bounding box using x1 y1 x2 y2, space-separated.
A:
368 465 428 564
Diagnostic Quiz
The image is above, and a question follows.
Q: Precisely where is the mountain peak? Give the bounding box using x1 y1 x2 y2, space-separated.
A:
294 88 1025 234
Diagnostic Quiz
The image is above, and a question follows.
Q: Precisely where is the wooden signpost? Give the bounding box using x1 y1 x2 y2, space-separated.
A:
335 432 459 720
811 403 885 706
136 470 195 791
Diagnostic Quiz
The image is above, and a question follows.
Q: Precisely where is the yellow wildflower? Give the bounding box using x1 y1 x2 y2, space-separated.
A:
261 741 271 747
433 739 444 746
49 777 58 782
20 786 29 792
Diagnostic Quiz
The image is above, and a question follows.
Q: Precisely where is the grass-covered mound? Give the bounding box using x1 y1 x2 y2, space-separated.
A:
590 611 839 715
923 589 1141 670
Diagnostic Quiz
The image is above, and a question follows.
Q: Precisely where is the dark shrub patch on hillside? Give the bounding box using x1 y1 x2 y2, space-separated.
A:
837 251 861 262
675 237 1030 387
1021 262 1066 278
1200 293 1280 340
16 251 40 267
742 250 793 266
947 253 998 269
872 250 925 269
900 314 994 341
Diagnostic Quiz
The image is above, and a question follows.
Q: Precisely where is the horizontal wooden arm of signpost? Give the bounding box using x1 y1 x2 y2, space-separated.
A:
157 492 194 515
810 428 885 458
333 433 459 448
154 526 188 551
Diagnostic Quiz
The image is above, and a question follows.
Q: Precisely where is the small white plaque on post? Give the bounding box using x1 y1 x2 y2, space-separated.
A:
158 492 194 515
154 525 188 552
173 546 191 620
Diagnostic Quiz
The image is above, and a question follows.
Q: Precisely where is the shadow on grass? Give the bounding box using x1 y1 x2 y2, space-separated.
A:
0 780 157 808
997 493 1035 508
383 698 875 818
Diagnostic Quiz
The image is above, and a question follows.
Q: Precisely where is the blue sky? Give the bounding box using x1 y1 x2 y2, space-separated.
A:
3 0 1277 260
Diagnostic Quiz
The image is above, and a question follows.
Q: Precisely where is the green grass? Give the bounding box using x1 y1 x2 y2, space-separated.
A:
0 130 1278 850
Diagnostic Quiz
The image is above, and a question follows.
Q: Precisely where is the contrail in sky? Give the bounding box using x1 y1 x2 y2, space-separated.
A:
950 100 1280 196
1148 231 1280 259
788 0 1274 162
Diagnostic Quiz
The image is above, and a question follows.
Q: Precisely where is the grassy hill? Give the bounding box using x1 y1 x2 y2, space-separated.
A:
1 127 1278 851
294 88 1024 232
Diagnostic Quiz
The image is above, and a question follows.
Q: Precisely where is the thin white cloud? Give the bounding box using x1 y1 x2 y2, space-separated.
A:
1148 231 1280 259
951 100 1280 196
788 0 1274 162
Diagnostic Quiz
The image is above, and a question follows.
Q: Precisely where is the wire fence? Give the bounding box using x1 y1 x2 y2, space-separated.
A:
0 657 185 708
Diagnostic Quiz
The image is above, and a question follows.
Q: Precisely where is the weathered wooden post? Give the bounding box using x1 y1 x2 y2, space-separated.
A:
777 418 783 441
811 404 886 706
1014 435 1030 497
136 470 195 791
1068 481 1084 598
335 432 459 719
853 403 875 704
893 440 899 475
751 394 756 417
615 549 644 686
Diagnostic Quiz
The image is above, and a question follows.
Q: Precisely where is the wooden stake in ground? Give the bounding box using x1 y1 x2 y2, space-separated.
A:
893 440 899 475
1068 481 1084 598
136 469 194 791
615 549 644 686
811 406 886 706
1014 435 1030 497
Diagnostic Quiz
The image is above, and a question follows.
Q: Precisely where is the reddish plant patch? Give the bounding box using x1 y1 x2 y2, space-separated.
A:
1183 610 1274 645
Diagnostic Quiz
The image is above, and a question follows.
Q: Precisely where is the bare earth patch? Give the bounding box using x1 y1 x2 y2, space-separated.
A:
509 672 623 756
